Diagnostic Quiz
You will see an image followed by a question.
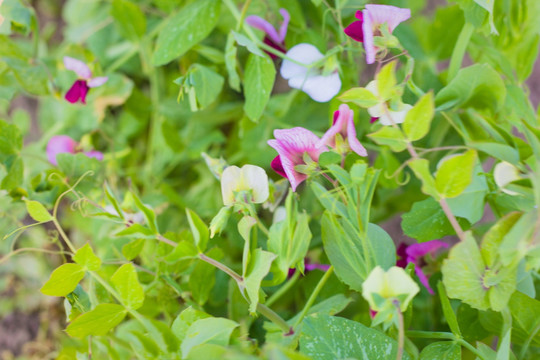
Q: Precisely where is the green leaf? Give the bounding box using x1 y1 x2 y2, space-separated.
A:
435 150 477 198
338 87 379 108
110 0 146 41
473 0 497 34
188 64 224 109
376 61 397 101
402 198 467 242
130 191 158 233
225 33 241 92
0 120 22 159
115 223 155 238
73 243 101 271
186 208 209 252
41 263 85 297
300 314 410 360
122 239 145 261
403 92 435 141
25 200 52 222
232 31 266 57
111 263 145 310
66 303 127 338
408 158 439 199
419 342 461 360
152 0 221 66
56 153 103 181
172 307 211 343
244 249 276 314
243 53 276 122
190 247 223 305
181 317 239 358
367 126 408 152
468 142 520 164
435 64 506 112
1 155 23 192
104 182 124 220
4 58 49 95
457 304 490 341
437 282 461 337
446 165 488 223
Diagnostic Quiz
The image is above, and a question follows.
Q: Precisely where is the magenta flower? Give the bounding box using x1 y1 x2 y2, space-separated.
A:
46 135 103 166
268 127 327 191
63 56 108 104
246 8 290 59
344 5 411 64
318 104 368 157
397 240 449 294
288 261 330 278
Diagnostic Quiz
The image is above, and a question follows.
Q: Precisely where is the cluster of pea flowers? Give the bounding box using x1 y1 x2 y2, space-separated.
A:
247 4 410 103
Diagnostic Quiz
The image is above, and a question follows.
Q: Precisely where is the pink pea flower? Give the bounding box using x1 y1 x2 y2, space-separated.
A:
63 56 108 104
288 261 331 278
397 240 449 294
46 135 103 166
318 104 368 157
344 5 411 64
268 127 327 191
246 8 290 59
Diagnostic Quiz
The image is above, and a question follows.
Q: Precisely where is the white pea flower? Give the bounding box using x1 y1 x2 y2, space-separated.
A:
221 165 269 206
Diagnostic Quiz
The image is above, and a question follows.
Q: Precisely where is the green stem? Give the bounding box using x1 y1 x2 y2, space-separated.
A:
293 266 334 328
199 253 243 284
236 0 253 31
52 219 77 253
447 22 474 81
406 330 455 340
248 206 269 237
257 303 293 334
106 45 139 73
394 301 404 360
266 271 300 307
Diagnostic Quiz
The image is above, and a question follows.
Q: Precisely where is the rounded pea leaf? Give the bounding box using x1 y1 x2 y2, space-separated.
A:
111 263 145 310
181 317 239 358
243 53 276 122
152 0 221 66
73 243 102 271
66 303 127 338
41 263 85 297
435 150 477 198
403 92 435 142
338 87 379 108
25 200 53 222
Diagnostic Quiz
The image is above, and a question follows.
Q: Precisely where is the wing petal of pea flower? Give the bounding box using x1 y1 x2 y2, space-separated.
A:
344 5 411 64
221 165 269 206
63 56 108 104
268 127 327 191
365 80 413 125
362 266 419 312
397 240 449 294
246 8 290 58
318 104 368 157
46 135 103 166
280 43 341 103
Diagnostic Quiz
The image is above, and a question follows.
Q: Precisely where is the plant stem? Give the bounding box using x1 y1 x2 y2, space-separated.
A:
406 330 455 339
156 234 177 247
394 301 405 360
439 198 466 242
447 22 474 81
257 304 293 334
293 266 334 328
266 271 300 307
52 219 77 253
199 253 244 283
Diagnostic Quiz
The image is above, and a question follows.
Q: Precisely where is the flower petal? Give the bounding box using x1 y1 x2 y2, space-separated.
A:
280 43 324 80
84 150 104 161
365 4 411 33
87 76 108 88
63 56 92 79
361 9 376 64
242 165 269 204
65 80 89 104
378 104 413 125
46 135 77 166
277 8 290 43
246 15 281 45
221 166 242 206
346 112 368 156
288 72 341 103
344 20 364 42
415 266 434 294
271 156 287 178
406 240 449 259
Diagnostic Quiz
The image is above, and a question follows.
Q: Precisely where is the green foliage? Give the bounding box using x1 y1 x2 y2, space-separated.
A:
419 342 461 360
435 150 477 198
66 303 127 338
243 53 276 122
111 263 145 310
403 92 435 141
41 263 86 297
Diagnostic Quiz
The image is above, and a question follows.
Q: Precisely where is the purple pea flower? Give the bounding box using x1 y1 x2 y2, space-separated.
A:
397 240 449 294
246 8 290 59
46 135 103 166
318 104 368 157
63 56 108 104
268 127 328 191
344 4 411 64
288 261 330 278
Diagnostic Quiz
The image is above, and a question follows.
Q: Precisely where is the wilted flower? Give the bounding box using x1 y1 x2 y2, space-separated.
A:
280 43 341 103
397 240 449 294
362 266 419 312
268 127 327 191
246 8 290 59
63 56 108 104
365 80 412 125
318 104 368 157
344 4 411 64
46 135 103 166
494 161 522 196
221 165 269 206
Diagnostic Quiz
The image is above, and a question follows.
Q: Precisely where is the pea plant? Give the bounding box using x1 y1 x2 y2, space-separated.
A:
1 0 539 359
